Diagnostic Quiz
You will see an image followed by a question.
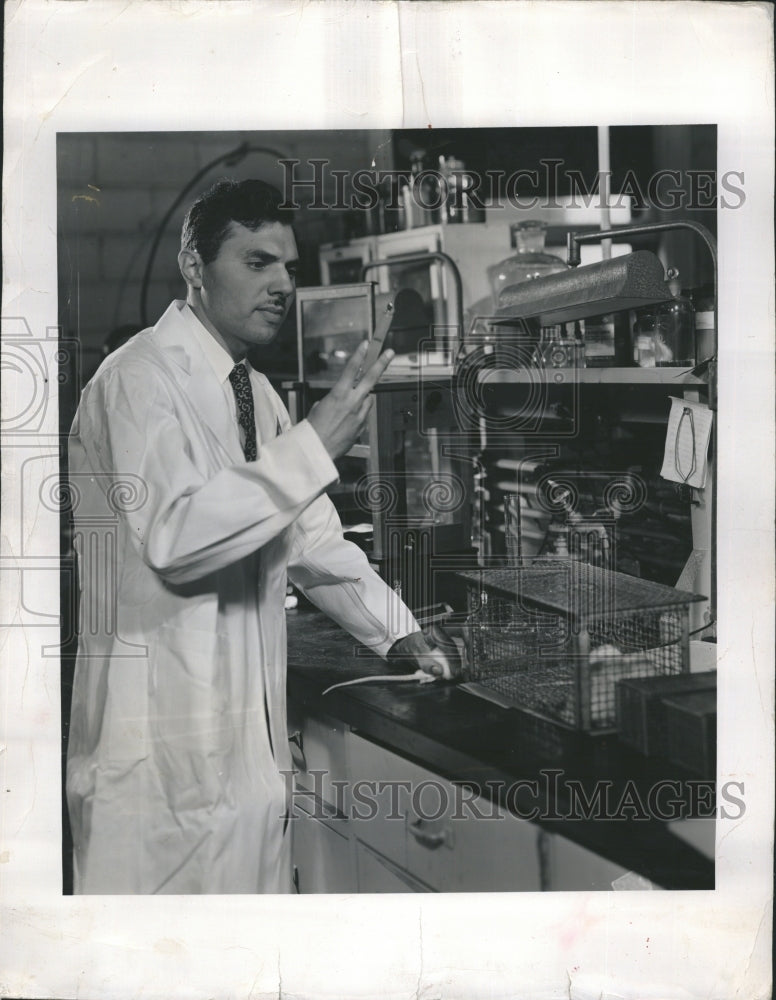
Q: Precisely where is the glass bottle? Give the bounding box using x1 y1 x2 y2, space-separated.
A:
408 150 438 228
377 173 403 234
582 312 632 368
487 221 568 303
691 284 715 363
438 156 485 225
632 308 657 367
655 271 695 367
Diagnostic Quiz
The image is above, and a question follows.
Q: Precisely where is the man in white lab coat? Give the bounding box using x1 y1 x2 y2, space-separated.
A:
66 179 453 894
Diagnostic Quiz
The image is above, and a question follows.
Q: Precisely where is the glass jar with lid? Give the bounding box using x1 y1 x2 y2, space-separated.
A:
487 221 568 304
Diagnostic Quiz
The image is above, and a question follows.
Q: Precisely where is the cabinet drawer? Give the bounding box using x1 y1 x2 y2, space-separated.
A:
346 733 542 892
286 702 348 809
543 832 630 891
292 808 356 894
355 841 432 893
345 732 425 870
439 793 542 892
403 779 542 892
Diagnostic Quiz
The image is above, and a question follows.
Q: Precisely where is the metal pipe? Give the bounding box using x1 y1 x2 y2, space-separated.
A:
361 250 465 354
596 126 612 260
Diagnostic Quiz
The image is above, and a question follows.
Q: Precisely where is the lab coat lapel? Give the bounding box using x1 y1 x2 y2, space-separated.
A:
152 302 245 467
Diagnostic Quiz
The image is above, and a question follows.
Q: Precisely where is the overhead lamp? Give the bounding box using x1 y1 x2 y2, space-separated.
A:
496 220 717 372
496 249 673 326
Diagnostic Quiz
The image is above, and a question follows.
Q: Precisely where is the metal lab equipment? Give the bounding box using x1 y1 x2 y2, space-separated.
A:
480 219 717 616
295 282 376 382
362 249 465 358
357 377 473 611
458 561 703 733
286 284 474 613
319 238 374 286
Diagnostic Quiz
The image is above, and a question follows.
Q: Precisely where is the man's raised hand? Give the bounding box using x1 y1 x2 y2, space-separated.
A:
307 341 394 460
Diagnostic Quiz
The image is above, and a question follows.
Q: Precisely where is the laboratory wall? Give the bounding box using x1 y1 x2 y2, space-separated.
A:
56 129 391 383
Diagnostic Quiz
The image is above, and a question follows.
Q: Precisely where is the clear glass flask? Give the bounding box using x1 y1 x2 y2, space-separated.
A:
487 221 568 302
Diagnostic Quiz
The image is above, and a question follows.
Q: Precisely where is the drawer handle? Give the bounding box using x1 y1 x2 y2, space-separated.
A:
288 730 307 771
408 818 449 850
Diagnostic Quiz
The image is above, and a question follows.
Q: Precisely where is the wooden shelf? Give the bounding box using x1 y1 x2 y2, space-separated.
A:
477 366 704 386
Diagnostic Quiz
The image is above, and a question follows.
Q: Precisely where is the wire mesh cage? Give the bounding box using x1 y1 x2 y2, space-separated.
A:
459 560 704 732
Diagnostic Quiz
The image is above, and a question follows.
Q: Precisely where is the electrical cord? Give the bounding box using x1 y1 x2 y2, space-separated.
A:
139 141 288 328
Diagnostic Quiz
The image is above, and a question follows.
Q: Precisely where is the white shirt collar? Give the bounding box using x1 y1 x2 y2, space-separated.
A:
183 302 246 384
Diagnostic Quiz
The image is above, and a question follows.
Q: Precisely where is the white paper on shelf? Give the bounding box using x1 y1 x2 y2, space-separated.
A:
660 396 714 489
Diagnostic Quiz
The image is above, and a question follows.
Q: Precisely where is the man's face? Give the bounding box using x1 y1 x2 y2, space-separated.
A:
195 221 299 358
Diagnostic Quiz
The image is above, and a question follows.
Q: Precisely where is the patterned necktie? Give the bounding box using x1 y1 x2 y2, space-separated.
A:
228 363 258 462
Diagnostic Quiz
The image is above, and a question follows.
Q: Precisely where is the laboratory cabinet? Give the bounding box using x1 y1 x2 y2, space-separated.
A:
291 797 356 895
318 236 374 287
355 841 431 893
287 701 349 807
286 702 629 894
318 199 634 333
286 280 475 613
287 701 356 894
345 731 544 893
286 374 475 613
473 364 714 634
540 832 632 892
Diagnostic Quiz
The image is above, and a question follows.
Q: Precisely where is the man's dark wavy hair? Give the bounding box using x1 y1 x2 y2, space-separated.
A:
181 178 294 264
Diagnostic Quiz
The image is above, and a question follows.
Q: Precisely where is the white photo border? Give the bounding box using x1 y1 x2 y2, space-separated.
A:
2 2 773 998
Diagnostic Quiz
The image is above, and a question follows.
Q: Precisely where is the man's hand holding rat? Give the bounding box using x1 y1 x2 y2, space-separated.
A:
387 625 465 680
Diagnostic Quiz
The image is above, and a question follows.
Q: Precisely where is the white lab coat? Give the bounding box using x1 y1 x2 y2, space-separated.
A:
66 300 416 894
